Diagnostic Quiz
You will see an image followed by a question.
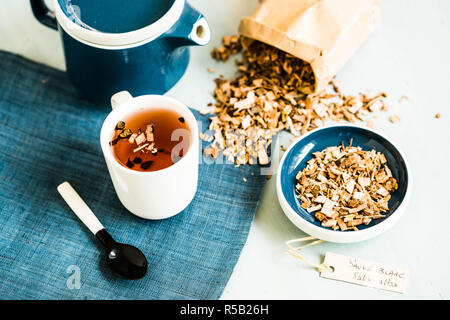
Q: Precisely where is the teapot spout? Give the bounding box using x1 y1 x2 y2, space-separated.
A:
163 2 211 47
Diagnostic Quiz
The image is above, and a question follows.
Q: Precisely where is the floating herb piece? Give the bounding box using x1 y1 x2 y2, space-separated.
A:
132 157 142 164
115 121 126 130
109 137 120 146
128 133 138 144
145 124 154 142
140 161 153 170
134 132 146 145
119 129 132 139
126 158 134 168
178 117 185 123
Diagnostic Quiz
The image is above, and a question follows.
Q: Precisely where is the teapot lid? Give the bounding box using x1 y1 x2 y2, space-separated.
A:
54 0 185 47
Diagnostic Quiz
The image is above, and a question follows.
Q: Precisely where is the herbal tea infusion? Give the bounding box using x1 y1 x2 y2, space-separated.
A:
110 108 191 172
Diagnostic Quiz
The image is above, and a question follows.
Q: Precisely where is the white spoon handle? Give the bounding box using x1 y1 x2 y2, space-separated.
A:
57 181 104 235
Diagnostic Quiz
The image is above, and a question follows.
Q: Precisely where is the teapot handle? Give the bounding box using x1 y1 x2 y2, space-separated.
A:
163 2 211 47
30 0 58 30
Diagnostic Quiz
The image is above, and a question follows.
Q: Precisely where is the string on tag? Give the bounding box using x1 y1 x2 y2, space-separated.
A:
286 237 409 293
285 236 331 273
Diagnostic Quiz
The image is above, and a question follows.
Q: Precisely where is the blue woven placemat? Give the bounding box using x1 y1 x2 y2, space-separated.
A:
0 51 266 300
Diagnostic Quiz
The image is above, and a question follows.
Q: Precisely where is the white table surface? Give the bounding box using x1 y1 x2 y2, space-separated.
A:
1 0 449 300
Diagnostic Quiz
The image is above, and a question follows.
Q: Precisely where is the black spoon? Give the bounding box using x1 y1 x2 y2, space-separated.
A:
57 182 148 280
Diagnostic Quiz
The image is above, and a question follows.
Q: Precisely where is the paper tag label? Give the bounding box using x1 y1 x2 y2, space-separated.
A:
320 252 408 293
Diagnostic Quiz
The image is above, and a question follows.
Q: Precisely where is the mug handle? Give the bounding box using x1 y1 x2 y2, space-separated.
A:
111 91 133 110
30 0 58 30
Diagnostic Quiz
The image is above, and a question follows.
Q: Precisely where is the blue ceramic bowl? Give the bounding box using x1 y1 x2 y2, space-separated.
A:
276 125 411 243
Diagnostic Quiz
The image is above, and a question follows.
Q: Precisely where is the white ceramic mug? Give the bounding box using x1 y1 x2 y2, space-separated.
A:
100 91 199 219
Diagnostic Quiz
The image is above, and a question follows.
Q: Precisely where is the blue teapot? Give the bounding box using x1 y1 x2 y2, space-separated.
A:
30 0 211 104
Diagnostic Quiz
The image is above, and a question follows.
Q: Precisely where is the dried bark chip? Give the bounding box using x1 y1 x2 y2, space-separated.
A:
348 100 363 114
314 195 327 204
348 203 367 214
349 218 363 227
211 35 243 61
376 187 389 197
337 218 348 231
353 191 364 200
321 199 337 217
368 99 383 112
389 115 401 123
307 204 322 213
313 104 328 118
314 212 326 222
322 219 337 228
346 179 356 194
399 95 409 102
358 177 371 188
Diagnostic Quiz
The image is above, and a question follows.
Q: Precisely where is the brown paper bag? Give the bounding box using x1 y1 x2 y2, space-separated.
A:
239 0 380 94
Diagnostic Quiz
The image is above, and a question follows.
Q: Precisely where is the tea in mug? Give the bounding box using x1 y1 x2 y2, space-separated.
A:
110 108 191 172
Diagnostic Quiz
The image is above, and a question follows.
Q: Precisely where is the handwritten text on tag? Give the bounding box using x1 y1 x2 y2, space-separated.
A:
320 252 408 293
